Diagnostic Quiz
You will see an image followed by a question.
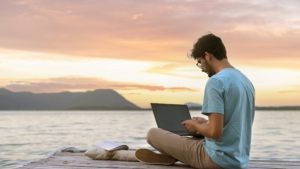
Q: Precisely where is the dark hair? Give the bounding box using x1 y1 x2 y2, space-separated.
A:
188 33 227 61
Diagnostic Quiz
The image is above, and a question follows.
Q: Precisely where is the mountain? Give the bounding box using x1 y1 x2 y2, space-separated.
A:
185 102 202 107
0 88 140 110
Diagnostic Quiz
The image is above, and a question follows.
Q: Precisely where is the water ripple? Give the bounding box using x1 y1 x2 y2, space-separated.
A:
0 110 300 169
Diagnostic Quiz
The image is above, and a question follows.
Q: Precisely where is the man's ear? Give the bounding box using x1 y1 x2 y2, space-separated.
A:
204 52 211 61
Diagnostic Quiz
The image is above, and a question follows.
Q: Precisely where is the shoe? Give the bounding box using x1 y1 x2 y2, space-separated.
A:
135 148 176 165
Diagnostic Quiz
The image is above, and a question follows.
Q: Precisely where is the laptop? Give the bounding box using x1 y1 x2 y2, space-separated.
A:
151 103 203 138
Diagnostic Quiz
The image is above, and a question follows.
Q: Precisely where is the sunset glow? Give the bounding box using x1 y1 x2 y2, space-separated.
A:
1 0 300 108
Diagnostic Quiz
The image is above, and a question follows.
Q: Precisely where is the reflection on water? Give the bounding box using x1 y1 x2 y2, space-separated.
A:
0 111 300 168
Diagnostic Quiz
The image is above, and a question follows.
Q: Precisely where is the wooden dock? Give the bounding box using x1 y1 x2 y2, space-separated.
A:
18 151 300 169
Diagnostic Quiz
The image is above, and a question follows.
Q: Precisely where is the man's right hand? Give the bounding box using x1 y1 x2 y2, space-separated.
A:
193 117 208 124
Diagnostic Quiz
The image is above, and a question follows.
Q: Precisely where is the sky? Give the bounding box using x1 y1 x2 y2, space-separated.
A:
0 0 300 108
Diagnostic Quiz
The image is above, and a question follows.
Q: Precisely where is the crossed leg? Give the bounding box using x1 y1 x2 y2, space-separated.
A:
146 128 222 169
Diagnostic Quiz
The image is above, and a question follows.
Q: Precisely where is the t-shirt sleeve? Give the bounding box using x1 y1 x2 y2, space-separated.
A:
202 78 225 116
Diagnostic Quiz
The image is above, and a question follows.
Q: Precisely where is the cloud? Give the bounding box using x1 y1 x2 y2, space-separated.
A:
277 84 300 93
5 82 98 93
121 93 141 95
132 14 143 20
2 76 198 93
108 84 198 92
0 0 299 69
277 90 300 94
145 63 207 79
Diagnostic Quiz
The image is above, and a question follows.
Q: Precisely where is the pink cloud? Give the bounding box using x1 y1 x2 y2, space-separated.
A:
5 82 98 93
2 76 198 93
0 0 299 66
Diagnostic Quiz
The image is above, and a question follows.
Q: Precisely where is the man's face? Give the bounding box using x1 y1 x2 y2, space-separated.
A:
197 57 215 78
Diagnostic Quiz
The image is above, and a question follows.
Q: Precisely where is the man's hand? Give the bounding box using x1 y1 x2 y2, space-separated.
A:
193 117 208 124
181 119 198 132
181 114 223 139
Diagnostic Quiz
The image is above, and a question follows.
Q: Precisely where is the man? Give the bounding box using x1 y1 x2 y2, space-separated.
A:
135 33 255 169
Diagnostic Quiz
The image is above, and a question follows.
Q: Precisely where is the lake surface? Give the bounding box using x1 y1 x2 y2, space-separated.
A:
1 110 300 169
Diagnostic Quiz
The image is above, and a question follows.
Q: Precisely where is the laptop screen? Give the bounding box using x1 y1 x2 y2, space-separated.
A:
151 103 191 133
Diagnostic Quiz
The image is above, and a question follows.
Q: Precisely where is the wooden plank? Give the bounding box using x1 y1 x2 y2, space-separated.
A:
19 153 191 169
18 152 300 169
45 154 191 168
40 161 191 168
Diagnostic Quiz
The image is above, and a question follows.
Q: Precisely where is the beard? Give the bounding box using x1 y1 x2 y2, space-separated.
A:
203 60 216 78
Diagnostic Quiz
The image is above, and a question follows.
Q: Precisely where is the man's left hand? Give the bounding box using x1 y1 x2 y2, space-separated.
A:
181 119 198 132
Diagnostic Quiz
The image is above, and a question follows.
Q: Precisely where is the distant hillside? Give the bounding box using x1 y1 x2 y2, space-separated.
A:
185 105 300 111
1 88 299 111
67 106 143 110
256 106 300 110
0 88 140 110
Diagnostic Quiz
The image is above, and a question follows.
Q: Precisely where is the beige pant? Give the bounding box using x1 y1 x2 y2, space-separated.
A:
146 128 223 169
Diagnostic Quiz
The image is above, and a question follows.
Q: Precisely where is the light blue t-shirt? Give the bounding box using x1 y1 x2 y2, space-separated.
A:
202 68 255 169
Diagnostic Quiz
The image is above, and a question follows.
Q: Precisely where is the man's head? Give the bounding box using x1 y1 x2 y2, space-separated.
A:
189 33 228 77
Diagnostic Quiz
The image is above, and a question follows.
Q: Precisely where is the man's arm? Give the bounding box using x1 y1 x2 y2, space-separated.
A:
182 113 224 139
194 117 208 124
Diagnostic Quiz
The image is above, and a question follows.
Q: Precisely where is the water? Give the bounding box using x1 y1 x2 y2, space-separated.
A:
0 111 300 168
